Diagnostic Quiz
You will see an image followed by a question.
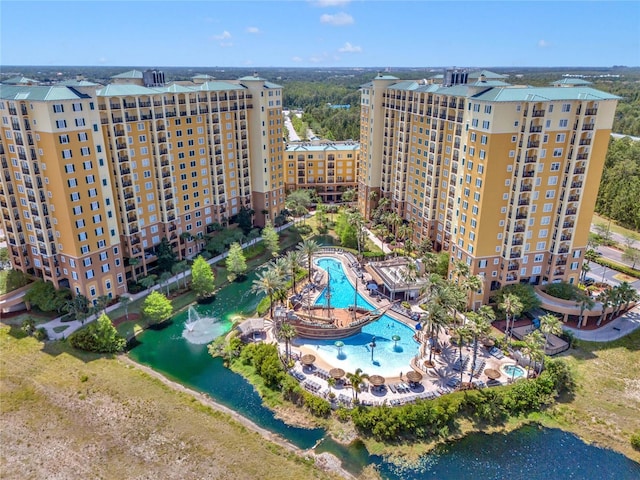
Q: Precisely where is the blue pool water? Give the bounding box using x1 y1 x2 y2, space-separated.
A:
293 257 419 377
502 364 525 379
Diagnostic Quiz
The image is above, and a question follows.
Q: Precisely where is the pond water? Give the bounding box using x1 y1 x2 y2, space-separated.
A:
128 265 640 479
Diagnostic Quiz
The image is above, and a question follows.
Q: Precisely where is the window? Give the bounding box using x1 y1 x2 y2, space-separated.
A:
59 134 70 144
545 190 555 199
75 118 85 127
536 241 546 250
556 133 566 142
550 162 560 171
559 119 568 128
62 149 72 159
553 148 563 157
539 229 548 238
484 105 492 114
70 192 80 201
53 104 64 113
482 120 490 129
548 176 558 186
543 203 553 212
80 147 90 156
541 216 550 225
86 270 95 279
78 132 88 142
72 102 83 112
562 103 571 112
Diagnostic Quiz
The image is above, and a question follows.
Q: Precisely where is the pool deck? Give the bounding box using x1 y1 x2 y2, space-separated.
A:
276 251 526 407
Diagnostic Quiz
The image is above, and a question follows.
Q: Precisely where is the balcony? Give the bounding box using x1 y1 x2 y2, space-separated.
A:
585 108 598 116
532 110 545 117
582 124 595 131
524 156 537 163
571 181 583 189
527 141 540 148
508 263 519 271
529 125 543 133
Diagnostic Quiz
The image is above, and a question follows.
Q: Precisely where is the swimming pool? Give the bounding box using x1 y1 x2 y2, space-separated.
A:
502 364 526 379
293 257 419 377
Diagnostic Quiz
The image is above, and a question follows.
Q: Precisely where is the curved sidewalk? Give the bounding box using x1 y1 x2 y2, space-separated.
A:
562 305 640 342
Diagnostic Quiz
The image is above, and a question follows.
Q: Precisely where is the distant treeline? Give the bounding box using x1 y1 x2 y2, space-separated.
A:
596 137 640 231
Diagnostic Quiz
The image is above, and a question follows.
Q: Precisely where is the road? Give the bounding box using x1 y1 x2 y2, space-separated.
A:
283 110 300 142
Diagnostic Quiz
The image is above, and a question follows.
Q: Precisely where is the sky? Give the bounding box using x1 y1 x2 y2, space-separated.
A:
1 0 639 68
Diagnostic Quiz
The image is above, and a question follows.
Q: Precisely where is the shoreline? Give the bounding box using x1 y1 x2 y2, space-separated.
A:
120 354 358 480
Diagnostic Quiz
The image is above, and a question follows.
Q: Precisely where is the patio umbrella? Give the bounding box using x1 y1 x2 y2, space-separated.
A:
301 354 316 366
334 340 344 350
367 282 378 291
406 371 423 383
485 368 501 380
369 374 385 386
415 323 422 330
329 368 345 379
392 334 401 347
481 337 495 347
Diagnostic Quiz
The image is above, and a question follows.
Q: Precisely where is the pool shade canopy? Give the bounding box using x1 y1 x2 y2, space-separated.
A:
485 368 501 380
369 374 385 386
301 354 316 365
329 368 345 379
366 283 379 290
482 337 496 347
334 341 345 348
406 371 422 383
415 323 422 330
392 335 401 342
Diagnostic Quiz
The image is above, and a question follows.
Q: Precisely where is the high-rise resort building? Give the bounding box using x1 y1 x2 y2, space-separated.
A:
285 140 359 203
0 70 284 300
358 70 619 308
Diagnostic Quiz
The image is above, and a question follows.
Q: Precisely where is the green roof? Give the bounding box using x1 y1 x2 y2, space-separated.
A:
468 70 507 79
58 79 100 87
468 80 511 87
97 84 158 97
264 81 282 89
374 74 399 80
239 75 266 81
198 81 245 92
159 84 194 93
472 86 620 102
2 76 39 85
111 70 143 79
551 78 593 86
0 85 86 101
192 74 215 80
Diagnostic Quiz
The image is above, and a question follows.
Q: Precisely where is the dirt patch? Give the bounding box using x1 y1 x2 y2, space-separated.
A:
112 312 141 327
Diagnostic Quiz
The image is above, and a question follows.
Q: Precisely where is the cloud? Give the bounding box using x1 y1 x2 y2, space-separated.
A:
98 57 108 64
338 42 361 53
219 42 233 48
320 12 354 26
246 26 260 34
213 30 232 40
311 0 351 6
291 56 303 62
538 39 551 48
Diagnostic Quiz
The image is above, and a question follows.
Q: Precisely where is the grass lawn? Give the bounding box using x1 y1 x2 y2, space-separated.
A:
551 329 640 462
592 213 640 239
0 327 341 480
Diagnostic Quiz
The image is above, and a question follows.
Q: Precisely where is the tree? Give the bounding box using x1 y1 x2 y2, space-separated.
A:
191 255 215 299
139 274 157 290
615 282 640 315
69 313 126 353
0 246 8 264
156 236 177 273
252 267 285 320
236 206 255 235
539 313 562 349
577 293 595 328
623 232 639 250
346 368 369 402
141 291 173 325
119 295 131 321
129 257 140 283
499 293 523 344
279 322 297 361
341 188 356 202
622 248 640 269
64 294 90 323
297 239 320 281
24 280 70 313
594 222 612 244
285 250 304 294
172 260 190 289
491 283 540 314
226 243 248 282
261 222 280 257
94 295 111 314
159 271 173 296
523 330 545 377
451 324 471 384
466 310 492 384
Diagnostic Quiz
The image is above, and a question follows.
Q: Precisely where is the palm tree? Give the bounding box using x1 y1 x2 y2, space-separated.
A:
451 324 471 384
425 303 451 362
129 257 140 283
159 271 172 296
279 322 297 362
327 377 337 399
119 295 131 321
465 311 492 384
346 368 369 402
596 288 614 326
252 267 285 320
172 260 189 289
285 250 304 294
499 293 523 344
577 293 595 328
539 313 562 351
139 274 157 290
523 330 545 378
297 239 320 281
615 282 639 315
461 274 483 308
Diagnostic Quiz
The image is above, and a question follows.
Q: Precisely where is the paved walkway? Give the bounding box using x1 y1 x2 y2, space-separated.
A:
365 229 392 254
563 304 640 342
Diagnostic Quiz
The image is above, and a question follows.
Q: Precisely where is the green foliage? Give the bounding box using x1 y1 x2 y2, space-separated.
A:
592 255 640 278
545 282 582 301
24 280 70 312
435 252 450 278
334 210 357 249
225 243 247 282
141 291 173 325
21 317 36 336
156 236 177 273
0 247 9 263
0 269 30 294
236 206 254 235
631 432 640 451
595 138 640 230
191 256 215 299
68 313 126 353
239 343 285 389
302 392 331 417
490 283 541 313
261 222 280 257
